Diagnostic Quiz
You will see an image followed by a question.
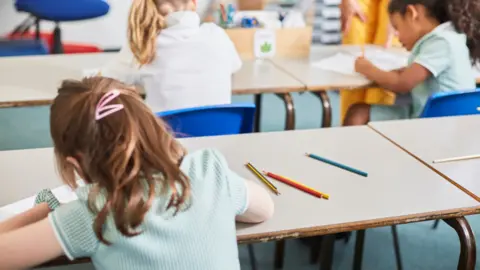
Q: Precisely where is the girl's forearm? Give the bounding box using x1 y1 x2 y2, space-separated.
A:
0 203 50 234
362 66 409 93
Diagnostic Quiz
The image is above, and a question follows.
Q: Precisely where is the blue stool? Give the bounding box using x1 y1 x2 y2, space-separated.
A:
0 39 48 57
13 0 109 54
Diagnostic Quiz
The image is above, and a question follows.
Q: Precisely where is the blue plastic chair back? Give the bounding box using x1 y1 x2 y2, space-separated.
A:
15 0 109 21
420 89 480 118
156 104 256 138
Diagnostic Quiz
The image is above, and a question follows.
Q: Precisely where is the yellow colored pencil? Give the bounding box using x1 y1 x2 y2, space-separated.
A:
246 162 280 195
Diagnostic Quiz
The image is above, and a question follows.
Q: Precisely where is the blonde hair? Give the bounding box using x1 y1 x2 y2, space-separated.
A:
128 0 196 66
50 77 189 244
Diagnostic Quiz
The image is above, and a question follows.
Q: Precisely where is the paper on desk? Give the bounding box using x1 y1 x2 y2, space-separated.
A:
312 50 408 76
0 184 79 222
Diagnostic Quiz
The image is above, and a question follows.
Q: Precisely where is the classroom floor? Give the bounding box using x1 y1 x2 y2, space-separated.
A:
1 92 478 270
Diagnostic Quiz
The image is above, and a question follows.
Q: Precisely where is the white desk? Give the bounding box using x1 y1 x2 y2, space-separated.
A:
272 45 480 90
0 53 304 108
270 45 410 91
2 127 478 269
369 115 480 201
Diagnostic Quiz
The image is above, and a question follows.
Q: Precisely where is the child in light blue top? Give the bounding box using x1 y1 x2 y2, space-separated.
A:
343 0 479 125
0 77 274 269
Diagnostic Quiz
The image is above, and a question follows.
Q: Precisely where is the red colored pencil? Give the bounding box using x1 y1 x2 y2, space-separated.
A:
263 171 329 200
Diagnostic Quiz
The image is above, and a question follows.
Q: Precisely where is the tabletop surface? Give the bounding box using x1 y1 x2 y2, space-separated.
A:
2 126 477 241
369 115 480 201
271 45 480 90
0 53 304 106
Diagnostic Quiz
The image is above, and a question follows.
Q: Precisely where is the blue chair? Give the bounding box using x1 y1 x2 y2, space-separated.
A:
156 104 256 138
420 89 480 118
13 0 110 54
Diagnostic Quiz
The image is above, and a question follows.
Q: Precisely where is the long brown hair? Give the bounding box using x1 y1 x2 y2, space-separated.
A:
50 77 190 244
128 0 196 66
388 0 480 64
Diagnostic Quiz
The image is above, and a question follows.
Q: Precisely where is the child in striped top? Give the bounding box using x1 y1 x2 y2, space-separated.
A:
0 76 274 270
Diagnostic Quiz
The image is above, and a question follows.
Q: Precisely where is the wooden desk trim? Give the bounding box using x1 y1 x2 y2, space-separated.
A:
41 205 480 267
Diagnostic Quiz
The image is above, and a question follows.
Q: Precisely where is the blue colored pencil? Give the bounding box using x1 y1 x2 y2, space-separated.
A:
305 153 368 177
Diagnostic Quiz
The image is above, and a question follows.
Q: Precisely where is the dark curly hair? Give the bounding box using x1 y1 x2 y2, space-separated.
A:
389 0 480 64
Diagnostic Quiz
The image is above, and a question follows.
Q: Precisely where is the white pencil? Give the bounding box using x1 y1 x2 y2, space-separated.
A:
433 154 480 164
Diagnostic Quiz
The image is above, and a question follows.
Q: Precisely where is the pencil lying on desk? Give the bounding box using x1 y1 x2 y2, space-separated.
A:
305 153 368 177
263 171 329 199
433 154 480 164
246 162 280 195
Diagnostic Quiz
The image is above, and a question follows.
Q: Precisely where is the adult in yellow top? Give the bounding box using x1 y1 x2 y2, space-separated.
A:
339 0 399 122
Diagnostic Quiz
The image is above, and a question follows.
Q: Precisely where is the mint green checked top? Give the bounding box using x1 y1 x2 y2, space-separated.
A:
409 21 476 117
370 22 476 122
48 149 248 270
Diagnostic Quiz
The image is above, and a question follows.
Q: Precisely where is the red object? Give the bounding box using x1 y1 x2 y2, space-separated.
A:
263 171 327 199
8 32 102 54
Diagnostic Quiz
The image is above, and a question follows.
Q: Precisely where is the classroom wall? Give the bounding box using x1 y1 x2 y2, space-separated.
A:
0 0 212 49
0 0 131 49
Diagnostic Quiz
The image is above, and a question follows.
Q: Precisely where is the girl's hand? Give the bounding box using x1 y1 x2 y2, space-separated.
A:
340 0 366 35
355 57 375 75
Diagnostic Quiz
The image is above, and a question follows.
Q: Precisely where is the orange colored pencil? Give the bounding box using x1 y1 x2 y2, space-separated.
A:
263 171 329 200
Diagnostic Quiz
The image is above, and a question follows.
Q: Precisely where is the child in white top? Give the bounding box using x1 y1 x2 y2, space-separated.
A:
101 0 242 112
0 77 273 269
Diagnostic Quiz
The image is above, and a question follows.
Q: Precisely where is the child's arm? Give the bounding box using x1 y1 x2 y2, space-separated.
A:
355 57 431 93
0 218 64 269
0 203 50 234
236 180 274 223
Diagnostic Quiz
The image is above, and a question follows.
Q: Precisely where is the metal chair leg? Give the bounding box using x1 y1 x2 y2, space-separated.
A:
353 230 365 270
274 240 285 269
391 225 403 270
254 94 262 132
319 234 335 270
310 236 323 264
247 244 258 270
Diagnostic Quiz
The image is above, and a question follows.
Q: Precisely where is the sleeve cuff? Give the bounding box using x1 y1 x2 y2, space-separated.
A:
414 59 439 77
48 212 75 260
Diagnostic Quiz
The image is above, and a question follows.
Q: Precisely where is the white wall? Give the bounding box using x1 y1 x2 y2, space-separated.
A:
0 0 211 49
0 0 132 48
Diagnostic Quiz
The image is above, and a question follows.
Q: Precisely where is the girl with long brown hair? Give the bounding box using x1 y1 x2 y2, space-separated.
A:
101 0 241 113
0 77 273 269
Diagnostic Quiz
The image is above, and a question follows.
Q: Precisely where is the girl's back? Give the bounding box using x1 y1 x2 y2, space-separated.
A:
102 1 241 112
141 12 241 112
52 149 246 270
0 77 273 269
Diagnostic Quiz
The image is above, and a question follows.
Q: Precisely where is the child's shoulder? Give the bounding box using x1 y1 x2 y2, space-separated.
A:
415 23 467 53
180 148 231 180
199 22 229 38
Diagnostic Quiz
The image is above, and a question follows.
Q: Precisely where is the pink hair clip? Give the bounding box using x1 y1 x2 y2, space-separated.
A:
95 89 125 120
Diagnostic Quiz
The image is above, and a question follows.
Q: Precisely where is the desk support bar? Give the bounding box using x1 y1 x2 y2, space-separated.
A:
444 217 476 270
275 93 296 130
313 91 332 128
